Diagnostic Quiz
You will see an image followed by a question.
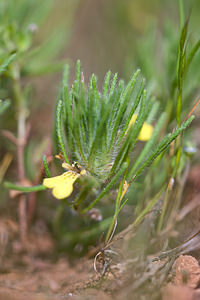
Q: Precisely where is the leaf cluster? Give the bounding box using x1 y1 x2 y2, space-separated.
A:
54 61 193 212
57 61 151 180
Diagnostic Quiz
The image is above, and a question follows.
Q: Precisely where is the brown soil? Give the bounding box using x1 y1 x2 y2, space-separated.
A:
0 229 100 300
1 165 200 300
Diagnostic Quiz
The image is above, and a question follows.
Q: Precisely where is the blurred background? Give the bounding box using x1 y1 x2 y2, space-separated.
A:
23 0 200 133
1 0 200 256
2 0 200 140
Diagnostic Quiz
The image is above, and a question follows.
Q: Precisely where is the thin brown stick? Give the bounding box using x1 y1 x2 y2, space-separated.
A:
27 149 53 225
1 130 18 145
185 97 200 121
12 72 28 246
17 109 27 245
0 153 13 183
18 194 27 244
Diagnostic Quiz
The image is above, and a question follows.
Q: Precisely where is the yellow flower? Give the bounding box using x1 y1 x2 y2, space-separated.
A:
43 162 86 200
128 114 153 141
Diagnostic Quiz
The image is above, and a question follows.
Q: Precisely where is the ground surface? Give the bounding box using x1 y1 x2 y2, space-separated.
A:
1 230 200 300
0 229 99 300
1 165 200 300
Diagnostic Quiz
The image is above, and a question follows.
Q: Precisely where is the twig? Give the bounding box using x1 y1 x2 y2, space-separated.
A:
185 97 200 121
1 130 18 145
12 68 28 246
0 153 13 183
17 109 27 245
27 149 53 225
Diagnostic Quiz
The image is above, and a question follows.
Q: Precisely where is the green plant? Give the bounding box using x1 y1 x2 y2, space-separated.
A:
5 60 194 246
133 2 200 126
123 1 200 235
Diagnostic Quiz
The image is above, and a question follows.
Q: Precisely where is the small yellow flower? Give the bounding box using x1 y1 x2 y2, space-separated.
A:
43 162 86 200
128 114 153 141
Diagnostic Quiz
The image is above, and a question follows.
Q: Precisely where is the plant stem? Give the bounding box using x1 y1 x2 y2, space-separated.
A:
17 108 26 180
4 182 46 192
12 66 28 245
157 180 171 232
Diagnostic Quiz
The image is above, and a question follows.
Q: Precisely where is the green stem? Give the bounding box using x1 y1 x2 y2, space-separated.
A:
157 182 171 232
4 182 46 192
178 0 184 29
43 155 51 177
105 159 129 243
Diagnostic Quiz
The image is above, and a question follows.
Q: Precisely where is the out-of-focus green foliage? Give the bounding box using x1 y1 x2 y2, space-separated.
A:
134 20 200 124
124 2 200 234
0 0 79 159
0 99 11 115
0 0 80 243
0 0 78 80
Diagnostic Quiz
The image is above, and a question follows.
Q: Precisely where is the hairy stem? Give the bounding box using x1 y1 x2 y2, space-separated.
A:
12 67 27 245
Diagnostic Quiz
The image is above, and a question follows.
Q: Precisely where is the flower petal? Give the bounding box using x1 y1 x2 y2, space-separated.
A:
138 123 154 141
52 181 73 199
43 171 80 200
128 113 153 141
43 175 64 189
